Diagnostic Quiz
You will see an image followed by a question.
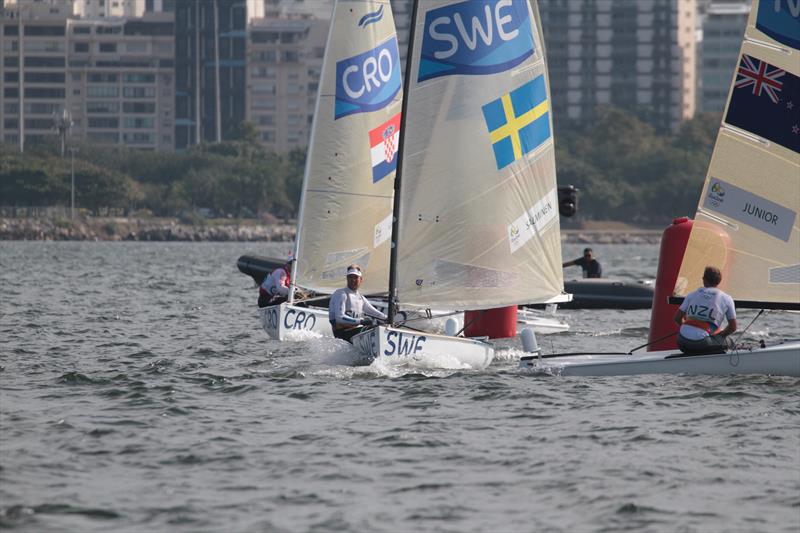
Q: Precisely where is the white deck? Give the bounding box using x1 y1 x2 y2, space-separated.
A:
520 341 800 377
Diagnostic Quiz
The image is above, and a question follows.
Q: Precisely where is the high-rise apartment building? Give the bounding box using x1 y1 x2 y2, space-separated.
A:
538 0 697 132
1 0 175 151
698 1 749 113
247 16 326 151
173 0 265 149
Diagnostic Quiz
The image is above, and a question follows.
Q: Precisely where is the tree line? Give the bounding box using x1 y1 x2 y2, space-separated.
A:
0 107 721 224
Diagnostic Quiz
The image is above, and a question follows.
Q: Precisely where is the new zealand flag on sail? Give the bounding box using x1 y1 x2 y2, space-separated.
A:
725 54 800 154
756 0 800 50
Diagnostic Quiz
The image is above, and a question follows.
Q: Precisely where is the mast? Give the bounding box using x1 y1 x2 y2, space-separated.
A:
386 0 419 324
287 0 337 305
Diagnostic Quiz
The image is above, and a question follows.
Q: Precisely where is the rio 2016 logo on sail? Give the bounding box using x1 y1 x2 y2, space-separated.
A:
418 0 535 82
335 38 401 119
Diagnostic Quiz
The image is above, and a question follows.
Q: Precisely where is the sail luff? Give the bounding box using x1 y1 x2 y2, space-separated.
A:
673 0 800 309
289 0 337 304
393 0 567 311
290 1 402 296
386 0 420 324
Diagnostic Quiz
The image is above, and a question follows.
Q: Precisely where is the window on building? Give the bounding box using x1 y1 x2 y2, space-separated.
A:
24 25 65 37
24 56 65 67
87 101 120 114
87 85 119 98
73 26 91 34
99 42 118 53
25 72 66 83
122 102 156 113
88 73 118 83
88 131 119 143
123 86 156 98
24 87 66 99
74 42 89 53
123 117 155 129
122 132 155 144
88 117 119 129
123 73 155 83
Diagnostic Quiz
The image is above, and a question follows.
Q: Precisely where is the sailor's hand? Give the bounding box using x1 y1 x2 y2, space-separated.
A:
360 317 374 326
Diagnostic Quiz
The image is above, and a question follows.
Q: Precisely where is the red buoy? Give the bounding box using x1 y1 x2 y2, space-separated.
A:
647 217 693 351
464 306 517 339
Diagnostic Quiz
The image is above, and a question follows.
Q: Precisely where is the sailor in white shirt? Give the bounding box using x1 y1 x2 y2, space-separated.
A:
328 264 387 342
258 259 292 308
674 266 737 354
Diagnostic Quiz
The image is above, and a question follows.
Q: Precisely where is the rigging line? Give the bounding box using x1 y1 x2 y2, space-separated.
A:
731 309 765 348
628 331 678 354
400 309 463 324
455 310 485 337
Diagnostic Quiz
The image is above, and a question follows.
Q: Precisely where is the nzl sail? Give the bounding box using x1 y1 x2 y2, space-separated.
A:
674 0 800 309
291 0 402 297
389 0 567 313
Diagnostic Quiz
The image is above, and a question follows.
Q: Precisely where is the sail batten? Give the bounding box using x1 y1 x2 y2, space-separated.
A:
391 0 566 311
291 0 402 296
674 0 800 308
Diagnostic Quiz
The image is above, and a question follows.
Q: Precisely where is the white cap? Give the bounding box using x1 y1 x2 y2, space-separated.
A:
346 267 362 277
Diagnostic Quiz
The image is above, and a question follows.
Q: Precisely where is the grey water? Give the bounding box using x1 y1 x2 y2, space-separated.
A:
1 241 798 533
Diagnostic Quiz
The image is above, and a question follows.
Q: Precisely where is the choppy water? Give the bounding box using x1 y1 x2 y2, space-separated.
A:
1 241 798 532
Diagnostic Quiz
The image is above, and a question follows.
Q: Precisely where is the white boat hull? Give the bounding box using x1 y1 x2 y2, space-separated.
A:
351 325 494 369
520 341 800 377
259 303 331 340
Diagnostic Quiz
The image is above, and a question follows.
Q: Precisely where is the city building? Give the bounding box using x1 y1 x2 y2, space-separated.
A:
1 0 175 151
698 1 750 113
173 0 264 149
538 0 697 132
247 16 327 152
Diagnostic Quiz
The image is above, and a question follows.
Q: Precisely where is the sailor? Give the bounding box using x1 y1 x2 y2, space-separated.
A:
673 266 737 354
258 258 292 308
563 247 603 278
328 264 387 343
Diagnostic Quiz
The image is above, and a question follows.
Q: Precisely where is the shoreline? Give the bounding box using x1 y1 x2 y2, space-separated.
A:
0 217 664 244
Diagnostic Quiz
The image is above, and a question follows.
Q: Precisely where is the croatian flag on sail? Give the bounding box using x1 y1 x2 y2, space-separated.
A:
369 112 401 183
725 54 800 154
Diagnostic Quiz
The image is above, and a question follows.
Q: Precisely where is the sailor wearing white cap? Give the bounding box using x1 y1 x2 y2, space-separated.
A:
328 264 387 342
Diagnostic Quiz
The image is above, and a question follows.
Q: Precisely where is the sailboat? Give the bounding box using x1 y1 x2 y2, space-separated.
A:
521 0 800 377
260 0 402 340
351 0 569 368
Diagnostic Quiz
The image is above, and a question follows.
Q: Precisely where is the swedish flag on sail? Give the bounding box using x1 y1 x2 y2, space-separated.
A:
482 75 551 170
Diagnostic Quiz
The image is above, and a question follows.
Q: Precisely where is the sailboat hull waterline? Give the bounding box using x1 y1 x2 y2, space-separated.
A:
352 326 494 369
520 341 800 377
261 302 569 341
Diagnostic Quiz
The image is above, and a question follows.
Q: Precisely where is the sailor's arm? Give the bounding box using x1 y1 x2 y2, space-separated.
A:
361 298 387 321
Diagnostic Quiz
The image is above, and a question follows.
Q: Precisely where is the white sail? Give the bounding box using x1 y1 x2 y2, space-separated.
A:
393 0 565 310
674 0 800 307
293 0 402 296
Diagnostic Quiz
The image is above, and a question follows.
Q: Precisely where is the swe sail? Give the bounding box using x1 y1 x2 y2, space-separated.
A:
391 0 568 313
